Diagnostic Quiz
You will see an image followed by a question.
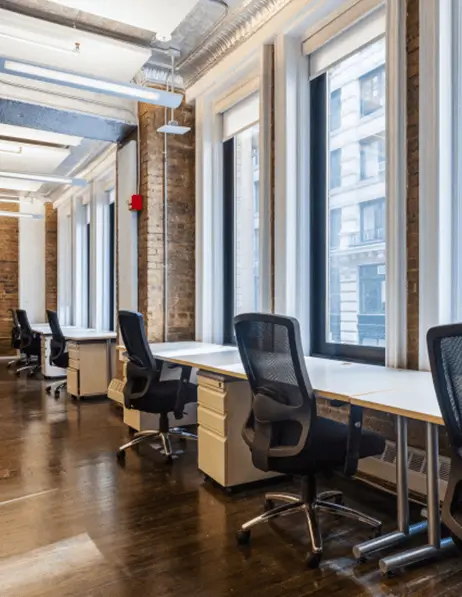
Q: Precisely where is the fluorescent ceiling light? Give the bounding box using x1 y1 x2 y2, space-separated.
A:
0 32 80 55
0 210 43 219
0 170 87 186
0 140 22 154
0 123 82 147
1 58 183 108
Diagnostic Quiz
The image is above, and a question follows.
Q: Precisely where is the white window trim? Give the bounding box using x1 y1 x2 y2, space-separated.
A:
299 0 406 362
418 0 452 370
196 66 274 343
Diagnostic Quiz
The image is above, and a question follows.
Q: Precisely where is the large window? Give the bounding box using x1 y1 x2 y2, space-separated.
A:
311 36 386 363
85 202 91 327
223 122 260 343
108 190 116 331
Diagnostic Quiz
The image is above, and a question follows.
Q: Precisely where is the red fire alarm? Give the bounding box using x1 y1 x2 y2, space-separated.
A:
129 194 143 211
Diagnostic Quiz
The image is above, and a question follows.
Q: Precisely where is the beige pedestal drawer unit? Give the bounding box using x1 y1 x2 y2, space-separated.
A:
197 372 280 488
67 339 115 398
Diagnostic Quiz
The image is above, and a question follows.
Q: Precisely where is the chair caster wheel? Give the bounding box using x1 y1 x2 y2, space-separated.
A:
236 529 251 546
15 371 20 377
45 387 51 395
264 499 274 512
116 450 126 462
305 551 322 569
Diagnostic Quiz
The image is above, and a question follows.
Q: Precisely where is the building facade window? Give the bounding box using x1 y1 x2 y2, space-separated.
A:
330 148 342 189
360 65 385 116
360 197 385 243
223 123 260 343
360 134 385 180
311 36 386 363
330 88 342 131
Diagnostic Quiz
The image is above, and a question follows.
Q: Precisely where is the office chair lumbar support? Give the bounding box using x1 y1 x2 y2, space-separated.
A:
233 313 385 568
117 412 197 462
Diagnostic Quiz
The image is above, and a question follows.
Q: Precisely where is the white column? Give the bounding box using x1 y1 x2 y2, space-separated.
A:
274 34 300 317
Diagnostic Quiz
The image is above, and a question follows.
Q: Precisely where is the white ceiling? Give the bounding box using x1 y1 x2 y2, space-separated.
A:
0 8 151 81
0 124 79 193
49 0 199 39
0 123 82 147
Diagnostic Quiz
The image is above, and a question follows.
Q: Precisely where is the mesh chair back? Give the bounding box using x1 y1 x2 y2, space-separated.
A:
234 313 316 470
16 309 34 345
46 310 64 342
118 310 156 370
9 309 21 349
427 324 462 449
47 310 65 363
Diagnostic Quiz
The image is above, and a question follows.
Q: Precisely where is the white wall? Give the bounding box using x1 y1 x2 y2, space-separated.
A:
19 200 45 323
117 140 138 313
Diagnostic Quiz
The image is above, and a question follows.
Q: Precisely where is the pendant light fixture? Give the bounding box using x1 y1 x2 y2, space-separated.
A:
157 53 191 135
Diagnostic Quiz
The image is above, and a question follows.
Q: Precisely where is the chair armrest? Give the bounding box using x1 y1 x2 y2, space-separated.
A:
173 365 193 419
344 405 364 476
124 362 154 408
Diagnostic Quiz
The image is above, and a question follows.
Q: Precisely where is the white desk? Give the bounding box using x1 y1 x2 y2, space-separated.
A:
33 324 117 396
148 341 453 573
31 324 86 378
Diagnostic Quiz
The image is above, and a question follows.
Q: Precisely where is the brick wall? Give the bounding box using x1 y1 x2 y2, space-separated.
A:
0 204 19 356
45 203 58 312
138 100 195 342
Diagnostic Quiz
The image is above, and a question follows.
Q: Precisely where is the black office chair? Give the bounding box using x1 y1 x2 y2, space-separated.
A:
234 313 385 568
7 308 23 369
45 310 69 397
15 309 41 377
427 323 462 550
117 310 198 462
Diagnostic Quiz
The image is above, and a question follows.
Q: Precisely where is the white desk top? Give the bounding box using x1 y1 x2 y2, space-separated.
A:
149 341 442 424
66 330 117 341
32 324 116 341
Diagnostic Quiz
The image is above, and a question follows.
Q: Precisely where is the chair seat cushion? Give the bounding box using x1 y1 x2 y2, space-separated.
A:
52 352 69 369
266 416 385 475
128 380 197 414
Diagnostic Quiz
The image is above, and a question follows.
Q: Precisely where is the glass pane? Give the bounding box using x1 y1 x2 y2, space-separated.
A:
234 123 260 314
327 37 386 348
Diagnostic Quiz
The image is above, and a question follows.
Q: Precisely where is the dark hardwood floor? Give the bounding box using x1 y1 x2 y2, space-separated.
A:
0 364 461 597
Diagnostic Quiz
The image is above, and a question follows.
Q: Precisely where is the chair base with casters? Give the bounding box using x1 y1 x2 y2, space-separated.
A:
117 412 197 463
45 380 67 398
237 474 382 568
15 358 40 378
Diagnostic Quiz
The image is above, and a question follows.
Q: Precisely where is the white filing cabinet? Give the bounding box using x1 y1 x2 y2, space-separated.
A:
67 340 115 398
197 372 280 488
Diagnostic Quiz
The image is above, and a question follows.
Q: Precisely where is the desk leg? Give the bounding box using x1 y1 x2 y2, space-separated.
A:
378 423 454 575
106 339 112 385
353 416 427 560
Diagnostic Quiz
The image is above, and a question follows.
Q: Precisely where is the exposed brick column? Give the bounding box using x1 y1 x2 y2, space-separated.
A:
138 100 195 342
45 203 58 312
0 204 19 356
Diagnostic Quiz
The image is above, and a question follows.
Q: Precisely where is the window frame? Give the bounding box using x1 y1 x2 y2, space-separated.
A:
223 137 235 344
310 70 385 365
